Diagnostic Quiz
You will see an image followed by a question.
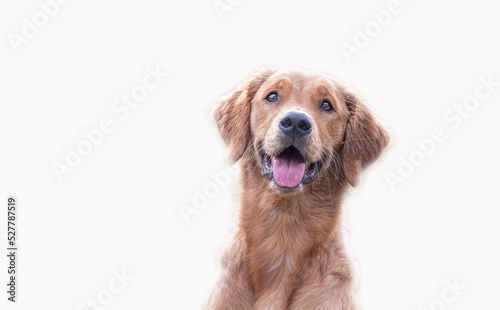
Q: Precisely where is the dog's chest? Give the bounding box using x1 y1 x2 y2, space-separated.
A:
246 214 314 302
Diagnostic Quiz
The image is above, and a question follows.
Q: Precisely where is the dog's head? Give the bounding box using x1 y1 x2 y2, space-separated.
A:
214 69 388 193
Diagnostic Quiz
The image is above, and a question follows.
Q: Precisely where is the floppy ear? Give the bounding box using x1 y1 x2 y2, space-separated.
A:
214 69 275 163
341 88 389 187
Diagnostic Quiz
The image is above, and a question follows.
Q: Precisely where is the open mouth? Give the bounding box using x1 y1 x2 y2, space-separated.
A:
261 146 322 189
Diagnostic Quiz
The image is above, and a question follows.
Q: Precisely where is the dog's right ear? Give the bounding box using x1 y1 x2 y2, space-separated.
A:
214 69 275 163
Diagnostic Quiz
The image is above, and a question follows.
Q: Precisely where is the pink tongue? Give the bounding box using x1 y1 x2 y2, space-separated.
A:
273 153 306 188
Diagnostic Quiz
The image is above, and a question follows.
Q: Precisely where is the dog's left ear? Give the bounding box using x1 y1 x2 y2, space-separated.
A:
341 88 389 187
214 69 275 163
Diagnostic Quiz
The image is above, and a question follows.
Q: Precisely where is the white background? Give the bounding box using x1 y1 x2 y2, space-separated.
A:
1 0 499 309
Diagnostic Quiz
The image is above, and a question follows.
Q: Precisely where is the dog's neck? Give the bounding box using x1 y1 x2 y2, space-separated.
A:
237 157 349 301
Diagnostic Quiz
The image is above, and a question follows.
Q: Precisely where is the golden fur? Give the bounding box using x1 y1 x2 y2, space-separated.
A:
208 69 389 309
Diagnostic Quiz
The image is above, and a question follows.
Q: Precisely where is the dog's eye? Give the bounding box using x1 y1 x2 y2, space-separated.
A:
320 100 334 112
265 92 279 103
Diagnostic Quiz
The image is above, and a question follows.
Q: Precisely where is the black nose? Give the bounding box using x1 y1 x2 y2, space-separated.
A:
278 112 312 139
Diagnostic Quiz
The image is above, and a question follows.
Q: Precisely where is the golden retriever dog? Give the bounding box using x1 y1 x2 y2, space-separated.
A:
208 69 389 309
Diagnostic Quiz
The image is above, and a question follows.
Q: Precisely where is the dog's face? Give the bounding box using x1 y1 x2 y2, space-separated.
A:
215 69 388 193
251 71 349 190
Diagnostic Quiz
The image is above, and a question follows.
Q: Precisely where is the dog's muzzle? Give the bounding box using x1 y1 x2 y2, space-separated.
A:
260 111 322 189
